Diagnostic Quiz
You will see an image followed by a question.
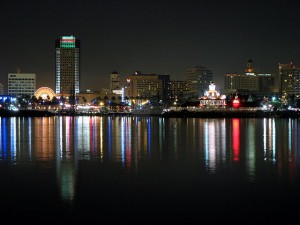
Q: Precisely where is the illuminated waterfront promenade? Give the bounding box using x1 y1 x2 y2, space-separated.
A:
161 107 300 118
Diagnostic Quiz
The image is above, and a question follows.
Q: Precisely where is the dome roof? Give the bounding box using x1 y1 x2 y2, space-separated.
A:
34 87 55 99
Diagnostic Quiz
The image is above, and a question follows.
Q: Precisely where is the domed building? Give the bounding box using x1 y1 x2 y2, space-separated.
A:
199 82 226 107
34 87 56 100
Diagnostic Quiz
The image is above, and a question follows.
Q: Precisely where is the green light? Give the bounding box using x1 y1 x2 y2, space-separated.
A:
60 36 76 48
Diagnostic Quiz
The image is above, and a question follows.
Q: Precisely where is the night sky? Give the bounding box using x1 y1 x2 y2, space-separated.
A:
1 0 299 92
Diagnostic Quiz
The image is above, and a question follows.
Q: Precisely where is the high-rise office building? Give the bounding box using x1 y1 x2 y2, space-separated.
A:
224 59 259 91
8 73 36 96
55 35 80 95
126 71 170 100
186 66 213 97
169 80 189 100
110 71 120 90
0 83 4 95
279 62 300 98
224 73 259 91
224 59 276 98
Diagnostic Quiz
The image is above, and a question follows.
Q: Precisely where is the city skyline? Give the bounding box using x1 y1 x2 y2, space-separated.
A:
1 0 299 91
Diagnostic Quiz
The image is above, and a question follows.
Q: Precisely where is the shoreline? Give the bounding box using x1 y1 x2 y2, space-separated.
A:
0 109 54 117
0 109 299 118
161 109 300 118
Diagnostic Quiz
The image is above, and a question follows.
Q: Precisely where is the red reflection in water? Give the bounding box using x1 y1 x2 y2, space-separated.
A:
232 119 240 161
126 121 132 169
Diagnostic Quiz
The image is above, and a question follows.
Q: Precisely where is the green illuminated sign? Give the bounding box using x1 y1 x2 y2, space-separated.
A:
60 36 76 48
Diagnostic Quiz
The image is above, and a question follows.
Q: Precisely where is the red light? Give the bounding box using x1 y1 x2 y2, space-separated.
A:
232 98 240 108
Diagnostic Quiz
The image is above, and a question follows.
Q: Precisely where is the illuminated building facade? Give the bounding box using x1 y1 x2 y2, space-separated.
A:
257 73 275 94
279 62 300 98
224 73 259 91
244 59 255 75
34 87 56 100
199 81 226 107
0 83 4 95
55 35 80 95
186 66 213 97
126 71 170 100
224 59 258 91
110 71 120 90
169 80 189 100
224 59 276 95
8 73 36 96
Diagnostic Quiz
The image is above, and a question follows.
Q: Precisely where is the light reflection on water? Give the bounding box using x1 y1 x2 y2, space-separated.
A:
1 117 299 175
0 116 299 222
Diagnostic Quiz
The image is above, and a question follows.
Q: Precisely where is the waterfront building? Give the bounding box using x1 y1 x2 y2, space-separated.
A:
0 83 4 95
224 73 259 91
244 59 255 75
126 71 170 102
186 66 213 97
279 62 300 98
257 73 276 96
8 72 36 97
224 59 258 91
169 80 189 100
110 71 120 90
199 81 226 107
32 87 56 110
55 35 80 95
224 59 276 98
34 87 56 100
0 95 17 109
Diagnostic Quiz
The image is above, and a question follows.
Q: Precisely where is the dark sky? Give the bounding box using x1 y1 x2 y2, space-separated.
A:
1 0 300 92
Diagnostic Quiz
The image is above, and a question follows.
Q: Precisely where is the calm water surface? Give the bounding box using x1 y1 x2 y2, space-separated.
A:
0 116 299 224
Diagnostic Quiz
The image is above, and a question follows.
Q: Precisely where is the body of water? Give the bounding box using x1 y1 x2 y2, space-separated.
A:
0 116 299 224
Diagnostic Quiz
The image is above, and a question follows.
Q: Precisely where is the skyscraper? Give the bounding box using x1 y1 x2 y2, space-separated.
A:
224 59 259 91
110 71 120 90
186 66 213 97
126 71 170 101
55 35 80 95
0 83 4 95
279 62 300 98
